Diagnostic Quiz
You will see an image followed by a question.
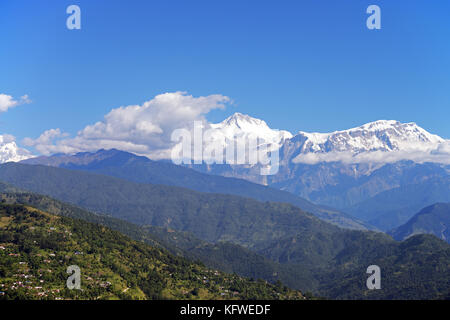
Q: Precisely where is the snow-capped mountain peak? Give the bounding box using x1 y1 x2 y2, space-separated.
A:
209 113 293 146
359 120 443 144
293 120 445 155
215 113 276 133
359 119 401 131
222 112 266 128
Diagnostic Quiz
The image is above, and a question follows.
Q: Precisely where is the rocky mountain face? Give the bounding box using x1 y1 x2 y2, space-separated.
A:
290 120 444 155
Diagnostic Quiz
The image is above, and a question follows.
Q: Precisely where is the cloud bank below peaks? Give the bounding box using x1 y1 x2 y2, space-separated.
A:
292 144 450 165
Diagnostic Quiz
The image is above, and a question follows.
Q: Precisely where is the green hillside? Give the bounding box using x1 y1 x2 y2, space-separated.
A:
2 191 450 299
0 203 304 300
258 231 450 299
0 190 316 294
1 165 450 299
318 234 450 299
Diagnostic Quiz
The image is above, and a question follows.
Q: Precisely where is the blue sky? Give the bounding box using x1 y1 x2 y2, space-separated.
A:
1 0 450 156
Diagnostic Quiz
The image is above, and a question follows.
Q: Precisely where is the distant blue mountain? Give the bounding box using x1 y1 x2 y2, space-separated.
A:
344 176 450 231
390 203 450 243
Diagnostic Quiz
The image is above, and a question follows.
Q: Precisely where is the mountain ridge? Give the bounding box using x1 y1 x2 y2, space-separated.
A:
21 149 370 230
10 114 450 231
10 113 449 166
2 178 450 299
390 203 450 243
208 114 449 161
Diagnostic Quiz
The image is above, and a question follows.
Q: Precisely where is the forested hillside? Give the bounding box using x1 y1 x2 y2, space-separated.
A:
2 185 450 299
0 204 304 300
0 191 317 294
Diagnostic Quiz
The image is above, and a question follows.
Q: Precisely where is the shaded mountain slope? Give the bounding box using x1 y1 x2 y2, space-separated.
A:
0 162 343 248
22 149 369 230
1 167 450 299
390 203 450 243
344 176 450 230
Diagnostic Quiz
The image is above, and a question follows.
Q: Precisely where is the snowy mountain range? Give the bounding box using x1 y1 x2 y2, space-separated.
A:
208 114 449 165
183 113 450 230
294 119 444 154
2 112 449 231
1 112 449 166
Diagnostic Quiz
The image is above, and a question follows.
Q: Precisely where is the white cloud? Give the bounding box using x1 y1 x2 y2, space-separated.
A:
23 92 231 158
0 134 17 144
22 91 450 166
0 94 31 112
22 129 71 155
432 141 450 155
0 134 33 163
292 141 450 165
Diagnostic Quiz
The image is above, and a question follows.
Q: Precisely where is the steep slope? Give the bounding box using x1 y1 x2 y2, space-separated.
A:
2 179 450 299
0 162 342 248
23 117 450 230
180 116 449 217
270 161 449 210
390 203 450 243
256 230 450 299
194 116 447 170
272 120 449 211
0 203 303 300
208 112 293 152
289 120 444 156
344 176 450 230
317 234 450 299
0 190 315 292
22 149 369 230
